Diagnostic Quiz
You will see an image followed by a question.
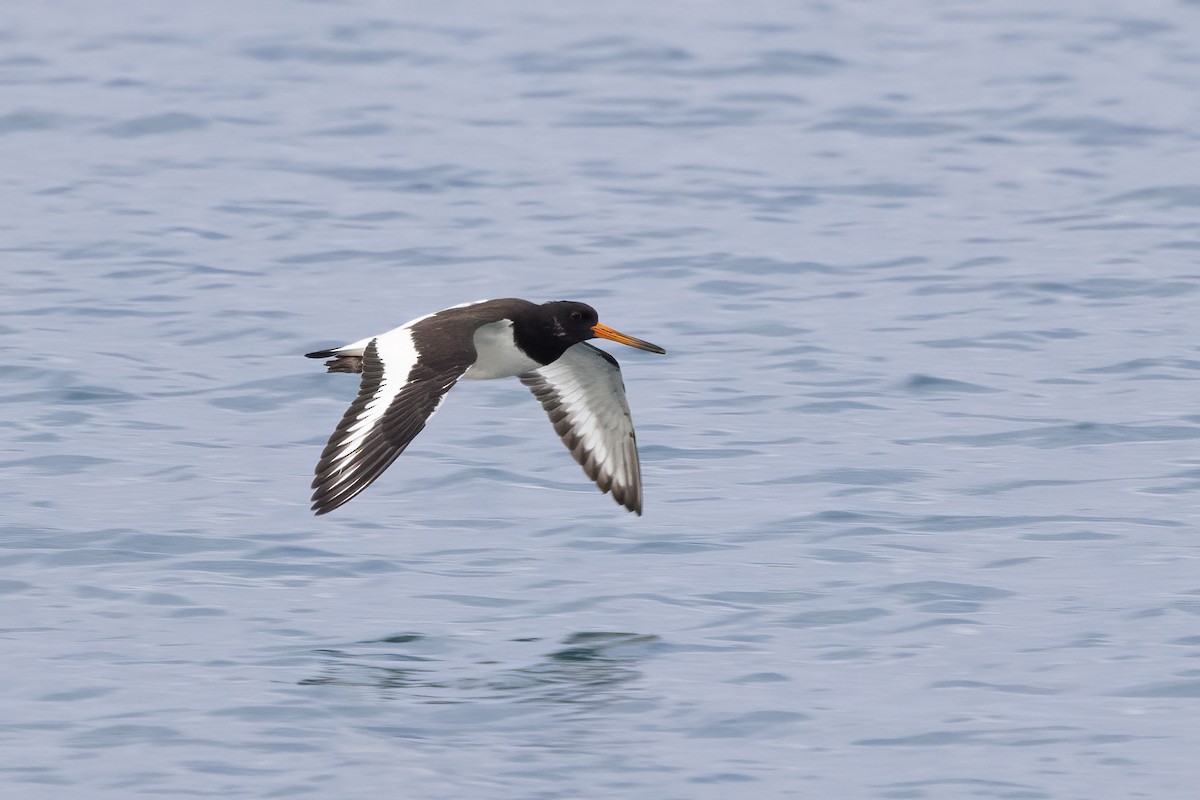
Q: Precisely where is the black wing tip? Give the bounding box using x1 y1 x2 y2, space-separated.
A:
311 488 353 516
606 477 643 515
306 349 336 359
310 491 339 516
310 474 369 516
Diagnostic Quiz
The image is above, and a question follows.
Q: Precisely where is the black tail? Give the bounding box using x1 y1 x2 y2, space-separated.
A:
306 350 363 374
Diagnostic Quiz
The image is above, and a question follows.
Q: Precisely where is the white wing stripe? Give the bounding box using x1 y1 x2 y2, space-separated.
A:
310 299 527 516
326 328 417 471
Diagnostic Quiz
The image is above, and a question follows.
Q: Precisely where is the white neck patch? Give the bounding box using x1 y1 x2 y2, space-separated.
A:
463 320 541 380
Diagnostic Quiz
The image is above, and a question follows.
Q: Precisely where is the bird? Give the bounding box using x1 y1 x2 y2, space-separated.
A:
305 298 667 517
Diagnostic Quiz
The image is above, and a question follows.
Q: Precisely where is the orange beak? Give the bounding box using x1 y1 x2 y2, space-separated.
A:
591 323 667 354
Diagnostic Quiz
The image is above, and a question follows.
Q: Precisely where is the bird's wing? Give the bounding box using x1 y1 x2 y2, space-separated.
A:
311 327 473 515
519 342 645 515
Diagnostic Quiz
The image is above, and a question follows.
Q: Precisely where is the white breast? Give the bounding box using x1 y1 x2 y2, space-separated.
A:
463 320 541 380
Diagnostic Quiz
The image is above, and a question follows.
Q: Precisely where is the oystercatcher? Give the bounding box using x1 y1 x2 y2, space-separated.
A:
306 299 666 516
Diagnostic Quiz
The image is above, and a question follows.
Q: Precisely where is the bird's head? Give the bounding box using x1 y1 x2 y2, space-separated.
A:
541 301 666 353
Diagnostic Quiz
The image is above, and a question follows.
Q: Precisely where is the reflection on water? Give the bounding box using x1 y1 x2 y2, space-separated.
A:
302 632 656 711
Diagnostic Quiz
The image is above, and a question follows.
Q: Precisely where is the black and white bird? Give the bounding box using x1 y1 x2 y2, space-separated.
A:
305 299 667 516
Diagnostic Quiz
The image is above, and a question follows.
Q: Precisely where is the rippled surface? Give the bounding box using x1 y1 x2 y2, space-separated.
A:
5 0 1200 796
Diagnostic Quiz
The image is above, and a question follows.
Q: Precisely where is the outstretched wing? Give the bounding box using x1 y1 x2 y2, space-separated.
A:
519 342 645 515
311 328 473 515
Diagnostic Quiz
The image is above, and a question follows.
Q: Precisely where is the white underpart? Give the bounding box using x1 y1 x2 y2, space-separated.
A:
464 320 540 380
327 326 420 486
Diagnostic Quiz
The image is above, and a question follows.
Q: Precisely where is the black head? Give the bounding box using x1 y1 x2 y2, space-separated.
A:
541 300 602 345
514 300 667 366
507 301 598 364
542 300 667 354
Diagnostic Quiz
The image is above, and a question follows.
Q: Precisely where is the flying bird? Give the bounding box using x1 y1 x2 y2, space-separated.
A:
305 299 666 516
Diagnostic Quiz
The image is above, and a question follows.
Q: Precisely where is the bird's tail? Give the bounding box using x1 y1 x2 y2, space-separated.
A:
305 349 364 374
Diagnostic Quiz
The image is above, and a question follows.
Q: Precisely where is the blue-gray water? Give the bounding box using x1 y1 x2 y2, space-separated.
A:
4 1 1200 797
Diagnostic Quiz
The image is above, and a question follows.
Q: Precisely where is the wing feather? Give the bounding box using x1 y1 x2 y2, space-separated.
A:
311 327 472 515
520 343 646 515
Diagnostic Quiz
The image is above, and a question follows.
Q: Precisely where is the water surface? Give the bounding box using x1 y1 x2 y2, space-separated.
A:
4 0 1200 797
